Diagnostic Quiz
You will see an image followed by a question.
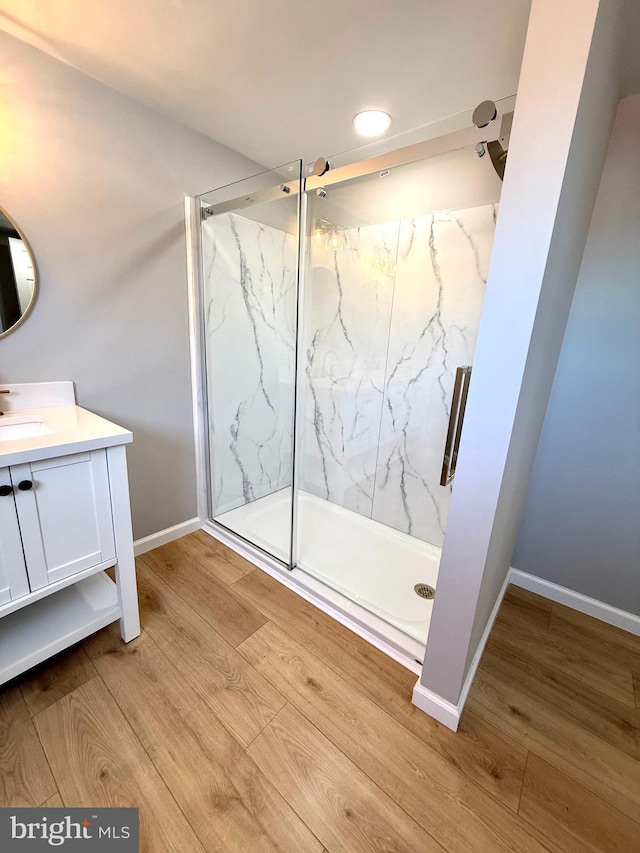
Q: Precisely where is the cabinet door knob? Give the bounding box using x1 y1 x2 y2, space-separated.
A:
18 480 33 491
0 484 13 496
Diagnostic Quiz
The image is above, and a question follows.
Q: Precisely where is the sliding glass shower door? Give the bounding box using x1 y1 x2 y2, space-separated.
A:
293 142 501 640
200 162 302 564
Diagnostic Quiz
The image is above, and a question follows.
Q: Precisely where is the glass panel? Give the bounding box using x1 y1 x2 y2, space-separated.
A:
295 141 502 643
200 162 302 564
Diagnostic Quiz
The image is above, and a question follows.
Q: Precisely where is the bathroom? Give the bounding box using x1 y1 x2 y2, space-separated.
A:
1 1 640 850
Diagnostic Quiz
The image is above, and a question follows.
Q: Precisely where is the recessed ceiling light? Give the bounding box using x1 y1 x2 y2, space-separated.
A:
353 110 392 138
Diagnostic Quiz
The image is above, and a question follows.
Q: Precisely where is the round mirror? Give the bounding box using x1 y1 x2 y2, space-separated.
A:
0 208 37 339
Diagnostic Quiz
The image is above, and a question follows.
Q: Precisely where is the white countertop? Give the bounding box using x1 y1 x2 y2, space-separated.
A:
0 405 132 467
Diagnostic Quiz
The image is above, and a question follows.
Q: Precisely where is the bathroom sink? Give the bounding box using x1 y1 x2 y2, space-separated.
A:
0 385 132 470
0 415 56 442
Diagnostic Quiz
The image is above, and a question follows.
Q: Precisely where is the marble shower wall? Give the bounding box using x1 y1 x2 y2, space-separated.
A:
301 205 497 547
204 205 497 548
202 212 297 515
300 223 398 517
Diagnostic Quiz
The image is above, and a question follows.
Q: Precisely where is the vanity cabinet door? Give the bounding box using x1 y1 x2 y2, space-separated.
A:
0 467 31 604
11 450 116 591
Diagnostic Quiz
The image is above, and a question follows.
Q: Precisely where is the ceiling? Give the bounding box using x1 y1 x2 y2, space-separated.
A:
0 1 535 168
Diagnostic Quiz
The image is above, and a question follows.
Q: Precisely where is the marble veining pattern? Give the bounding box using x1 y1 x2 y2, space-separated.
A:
372 206 497 546
202 212 297 515
299 223 398 516
204 204 497 548
302 205 497 546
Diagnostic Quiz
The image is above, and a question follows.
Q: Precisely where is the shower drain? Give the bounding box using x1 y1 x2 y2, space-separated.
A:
414 583 436 600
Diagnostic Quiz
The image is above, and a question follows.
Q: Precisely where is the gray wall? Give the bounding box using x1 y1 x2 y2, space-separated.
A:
0 30 258 539
513 93 640 615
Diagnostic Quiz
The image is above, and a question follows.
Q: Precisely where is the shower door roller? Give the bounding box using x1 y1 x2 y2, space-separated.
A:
313 157 331 177
472 100 498 129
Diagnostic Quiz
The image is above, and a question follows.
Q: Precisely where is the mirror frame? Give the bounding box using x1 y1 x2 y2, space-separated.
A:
0 205 39 340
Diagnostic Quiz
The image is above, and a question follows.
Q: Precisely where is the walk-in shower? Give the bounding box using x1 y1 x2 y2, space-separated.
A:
195 103 508 665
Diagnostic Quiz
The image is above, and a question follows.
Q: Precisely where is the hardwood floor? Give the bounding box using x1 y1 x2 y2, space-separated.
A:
2 531 640 852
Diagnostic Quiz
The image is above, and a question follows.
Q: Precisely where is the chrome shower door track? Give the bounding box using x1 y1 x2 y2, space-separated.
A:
202 121 508 217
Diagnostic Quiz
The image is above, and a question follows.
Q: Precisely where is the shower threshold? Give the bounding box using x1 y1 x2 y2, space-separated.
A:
210 489 440 668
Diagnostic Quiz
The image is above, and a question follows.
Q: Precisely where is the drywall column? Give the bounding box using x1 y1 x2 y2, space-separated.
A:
414 0 622 729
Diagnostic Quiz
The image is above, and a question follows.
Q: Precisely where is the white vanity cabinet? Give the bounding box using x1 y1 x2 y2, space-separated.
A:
7 450 116 590
0 381 141 684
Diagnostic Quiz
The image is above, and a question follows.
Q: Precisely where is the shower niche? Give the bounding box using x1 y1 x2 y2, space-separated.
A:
195 113 504 664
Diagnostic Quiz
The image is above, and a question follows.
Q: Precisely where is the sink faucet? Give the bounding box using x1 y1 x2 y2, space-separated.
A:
0 388 9 416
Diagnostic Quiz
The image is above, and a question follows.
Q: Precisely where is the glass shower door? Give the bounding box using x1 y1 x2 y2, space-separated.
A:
294 141 502 641
200 162 302 564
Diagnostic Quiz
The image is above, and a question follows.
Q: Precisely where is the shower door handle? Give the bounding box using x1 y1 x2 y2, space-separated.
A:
440 366 472 487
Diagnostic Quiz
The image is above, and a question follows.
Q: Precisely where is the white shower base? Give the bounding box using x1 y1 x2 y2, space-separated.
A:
215 489 441 648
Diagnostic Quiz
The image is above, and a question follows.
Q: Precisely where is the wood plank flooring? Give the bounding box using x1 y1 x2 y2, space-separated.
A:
2 530 640 852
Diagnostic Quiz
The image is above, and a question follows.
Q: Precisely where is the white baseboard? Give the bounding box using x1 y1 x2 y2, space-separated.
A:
419 569 640 733
509 568 640 637
421 568 640 732
412 683 461 730
134 517 203 557
412 567 512 732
